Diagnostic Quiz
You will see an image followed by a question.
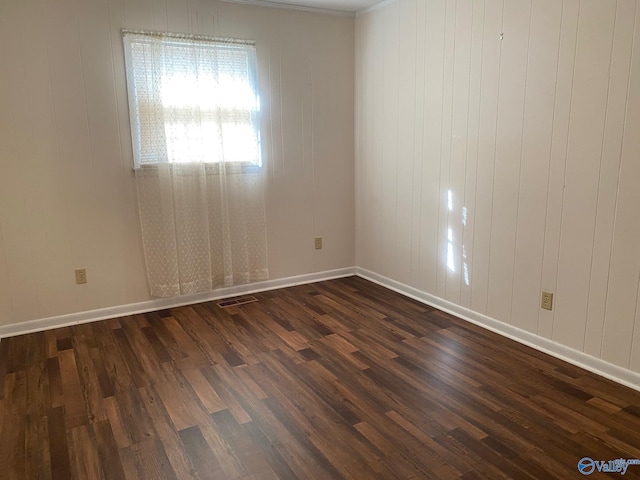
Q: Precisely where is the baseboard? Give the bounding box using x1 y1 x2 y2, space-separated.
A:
5 265 640 394
356 267 640 393
0 267 357 339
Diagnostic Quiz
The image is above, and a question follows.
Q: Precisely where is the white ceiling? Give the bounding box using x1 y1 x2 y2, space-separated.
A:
224 0 385 14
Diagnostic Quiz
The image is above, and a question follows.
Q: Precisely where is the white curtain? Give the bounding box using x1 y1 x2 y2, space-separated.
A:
124 31 268 298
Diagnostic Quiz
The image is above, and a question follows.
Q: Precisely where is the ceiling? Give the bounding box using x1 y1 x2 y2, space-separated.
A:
225 0 385 14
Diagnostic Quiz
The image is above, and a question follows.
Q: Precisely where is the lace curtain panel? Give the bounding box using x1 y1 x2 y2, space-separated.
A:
124 31 268 298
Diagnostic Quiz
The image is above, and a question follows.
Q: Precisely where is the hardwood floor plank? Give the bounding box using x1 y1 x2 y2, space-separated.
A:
241 417 314 480
24 414 51 480
181 367 227 414
68 425 104 480
257 353 400 479
210 409 281 478
154 373 203 431
141 326 173 364
157 316 208 367
120 320 169 385
178 425 226 479
201 365 253 425
136 386 198 479
144 314 188 362
88 346 116 399
191 305 256 365
112 327 151 389
245 393 343 480
47 406 71 480
128 438 178 480
95 420 127 480
0 412 26 480
2 277 640 479
113 389 157 445
103 395 133 449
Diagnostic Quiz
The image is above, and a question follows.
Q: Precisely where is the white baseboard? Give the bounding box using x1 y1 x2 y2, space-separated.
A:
356 267 640 393
4 265 639 394
0 267 356 339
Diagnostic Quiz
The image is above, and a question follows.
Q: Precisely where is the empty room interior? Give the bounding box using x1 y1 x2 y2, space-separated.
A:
2 0 640 478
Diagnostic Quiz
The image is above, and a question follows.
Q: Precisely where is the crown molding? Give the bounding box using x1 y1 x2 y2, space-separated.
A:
220 0 356 17
356 0 397 16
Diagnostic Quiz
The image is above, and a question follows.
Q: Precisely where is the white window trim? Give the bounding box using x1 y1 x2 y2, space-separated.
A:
122 29 262 170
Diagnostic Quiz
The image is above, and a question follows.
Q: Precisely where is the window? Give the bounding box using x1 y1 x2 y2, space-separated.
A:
123 30 261 169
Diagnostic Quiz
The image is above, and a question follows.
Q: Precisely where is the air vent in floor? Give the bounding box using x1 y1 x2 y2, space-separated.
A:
217 295 259 308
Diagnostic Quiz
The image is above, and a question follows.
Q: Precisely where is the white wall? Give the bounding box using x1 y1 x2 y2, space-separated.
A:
356 0 640 373
0 0 354 326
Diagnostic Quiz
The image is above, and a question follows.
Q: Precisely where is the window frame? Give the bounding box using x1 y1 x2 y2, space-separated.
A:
122 29 262 171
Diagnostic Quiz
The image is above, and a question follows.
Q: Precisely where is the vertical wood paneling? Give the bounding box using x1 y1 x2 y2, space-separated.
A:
0 4 18 323
356 0 640 375
0 7 21 321
417 0 446 295
355 11 371 267
276 11 315 276
125 0 155 28
553 0 616 350
395 0 417 284
46 0 99 316
584 0 636 359
436 0 456 299
0 229 11 322
152 0 169 31
190 0 217 34
0 0 43 322
77 0 131 311
537 0 579 339
445 0 473 305
380 4 400 277
0 0 355 326
459 0 484 309
110 0 152 305
486 0 531 324
633 279 640 371
13 1 55 318
469 0 503 315
409 0 427 287
23 0 79 317
309 15 354 271
165 0 190 32
604 5 640 370
510 0 561 333
264 10 286 262
365 10 386 274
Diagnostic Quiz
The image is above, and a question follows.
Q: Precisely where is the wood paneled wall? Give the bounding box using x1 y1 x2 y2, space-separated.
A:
0 0 354 326
355 0 640 372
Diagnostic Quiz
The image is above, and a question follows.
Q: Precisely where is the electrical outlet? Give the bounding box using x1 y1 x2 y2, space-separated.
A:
314 237 322 250
541 291 553 311
75 268 87 285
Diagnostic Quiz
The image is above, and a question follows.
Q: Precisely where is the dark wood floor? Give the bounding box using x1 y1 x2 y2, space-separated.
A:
1 277 640 479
